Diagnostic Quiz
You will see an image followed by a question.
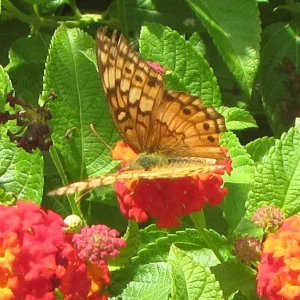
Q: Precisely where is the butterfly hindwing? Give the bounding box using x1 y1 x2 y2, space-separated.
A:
152 90 227 160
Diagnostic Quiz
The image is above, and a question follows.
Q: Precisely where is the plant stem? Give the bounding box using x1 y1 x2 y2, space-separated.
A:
117 0 128 38
49 146 83 220
68 0 82 18
2 0 37 24
63 14 108 28
190 211 225 263
2 0 106 28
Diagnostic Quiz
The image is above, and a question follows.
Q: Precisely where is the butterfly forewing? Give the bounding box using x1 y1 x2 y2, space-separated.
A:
96 27 165 153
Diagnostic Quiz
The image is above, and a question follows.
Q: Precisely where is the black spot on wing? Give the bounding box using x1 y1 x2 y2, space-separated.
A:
125 67 132 74
147 76 156 87
207 135 215 143
183 108 191 115
135 75 143 82
203 123 210 130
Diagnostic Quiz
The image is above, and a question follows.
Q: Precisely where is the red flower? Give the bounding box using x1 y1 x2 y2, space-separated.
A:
113 142 231 228
0 201 65 299
257 215 300 300
0 201 110 299
58 241 109 300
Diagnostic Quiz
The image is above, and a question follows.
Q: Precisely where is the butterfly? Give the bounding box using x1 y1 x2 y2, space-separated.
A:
48 27 229 196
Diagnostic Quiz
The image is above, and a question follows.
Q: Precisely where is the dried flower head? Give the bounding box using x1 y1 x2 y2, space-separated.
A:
0 92 54 152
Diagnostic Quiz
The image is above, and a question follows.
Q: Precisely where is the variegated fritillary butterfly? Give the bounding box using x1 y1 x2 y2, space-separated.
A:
48 27 228 196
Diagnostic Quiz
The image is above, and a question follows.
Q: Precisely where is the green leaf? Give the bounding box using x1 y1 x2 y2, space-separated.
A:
42 152 72 217
0 71 44 202
0 20 29 66
40 0 70 13
218 107 258 130
7 33 51 104
221 132 255 232
84 201 127 231
213 261 258 300
139 224 170 250
0 187 16 205
0 66 12 110
109 228 228 298
234 218 264 239
109 260 172 299
109 221 140 270
260 22 300 136
185 0 260 97
9 33 51 67
43 26 119 183
107 0 205 33
169 246 223 300
222 183 251 236
247 127 300 216
8 64 44 105
188 32 206 56
221 132 255 184
140 24 222 107
0 124 44 203
296 117 300 132
245 136 276 163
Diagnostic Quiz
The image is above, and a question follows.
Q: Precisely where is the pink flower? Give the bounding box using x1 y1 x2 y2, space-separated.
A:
73 225 126 264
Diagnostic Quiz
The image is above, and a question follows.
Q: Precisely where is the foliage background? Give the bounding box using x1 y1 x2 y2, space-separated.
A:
0 0 299 299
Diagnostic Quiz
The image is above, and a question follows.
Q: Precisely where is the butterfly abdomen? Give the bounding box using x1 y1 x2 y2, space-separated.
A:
128 153 217 171
168 157 217 166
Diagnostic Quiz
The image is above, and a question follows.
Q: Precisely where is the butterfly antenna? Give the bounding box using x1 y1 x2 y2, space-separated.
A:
75 187 95 204
90 124 113 152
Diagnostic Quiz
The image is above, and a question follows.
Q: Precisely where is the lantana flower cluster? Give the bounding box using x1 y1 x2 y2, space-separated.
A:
0 201 125 299
73 225 126 265
112 141 231 228
252 205 285 232
257 215 300 300
233 236 262 265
